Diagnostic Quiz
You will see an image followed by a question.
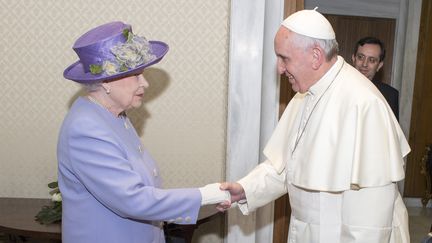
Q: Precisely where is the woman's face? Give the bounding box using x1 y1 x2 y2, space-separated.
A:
105 73 149 112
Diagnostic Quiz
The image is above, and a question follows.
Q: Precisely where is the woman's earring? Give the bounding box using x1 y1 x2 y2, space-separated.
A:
102 85 111 94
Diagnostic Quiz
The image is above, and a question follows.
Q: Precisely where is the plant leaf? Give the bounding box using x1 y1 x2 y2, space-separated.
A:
48 181 58 189
89 64 103 74
119 64 128 72
49 188 60 195
122 29 130 39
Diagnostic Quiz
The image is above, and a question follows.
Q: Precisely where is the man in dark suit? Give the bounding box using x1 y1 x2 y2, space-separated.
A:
352 37 399 120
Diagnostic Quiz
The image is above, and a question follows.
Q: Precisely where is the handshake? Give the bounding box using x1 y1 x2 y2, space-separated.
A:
199 182 246 211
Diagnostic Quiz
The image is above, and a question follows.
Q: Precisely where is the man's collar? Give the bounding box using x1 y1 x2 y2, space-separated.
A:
308 56 343 96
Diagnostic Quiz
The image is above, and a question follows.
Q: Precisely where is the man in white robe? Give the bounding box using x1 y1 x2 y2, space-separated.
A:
218 9 410 243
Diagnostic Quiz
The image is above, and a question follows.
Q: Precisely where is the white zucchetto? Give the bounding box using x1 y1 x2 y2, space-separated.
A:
281 7 335 40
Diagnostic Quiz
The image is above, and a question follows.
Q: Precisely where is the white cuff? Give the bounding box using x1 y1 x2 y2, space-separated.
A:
237 199 250 215
199 183 231 206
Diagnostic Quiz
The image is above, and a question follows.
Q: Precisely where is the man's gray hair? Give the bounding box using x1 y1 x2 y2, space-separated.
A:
291 32 339 61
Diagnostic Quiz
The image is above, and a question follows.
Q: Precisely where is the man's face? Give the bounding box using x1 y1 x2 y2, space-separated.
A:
352 43 383 80
275 28 312 93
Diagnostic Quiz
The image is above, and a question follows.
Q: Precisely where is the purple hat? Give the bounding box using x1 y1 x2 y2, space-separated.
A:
63 21 169 83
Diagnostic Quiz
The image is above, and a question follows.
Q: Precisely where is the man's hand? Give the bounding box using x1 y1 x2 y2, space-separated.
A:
216 182 245 212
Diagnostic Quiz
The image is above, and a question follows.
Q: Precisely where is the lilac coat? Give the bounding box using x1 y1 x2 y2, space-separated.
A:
57 97 201 243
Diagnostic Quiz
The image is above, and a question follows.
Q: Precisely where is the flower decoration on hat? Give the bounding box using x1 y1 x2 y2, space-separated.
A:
89 29 156 76
63 21 169 83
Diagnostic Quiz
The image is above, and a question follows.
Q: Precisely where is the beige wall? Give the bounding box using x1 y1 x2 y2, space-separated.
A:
0 0 229 196
0 0 229 241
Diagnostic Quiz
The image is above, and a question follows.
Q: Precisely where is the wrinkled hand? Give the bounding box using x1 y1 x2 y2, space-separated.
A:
216 182 245 212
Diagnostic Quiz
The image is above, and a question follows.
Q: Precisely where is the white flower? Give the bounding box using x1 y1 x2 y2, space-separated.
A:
115 44 142 68
51 192 62 202
89 32 156 77
110 32 155 69
102 60 119 75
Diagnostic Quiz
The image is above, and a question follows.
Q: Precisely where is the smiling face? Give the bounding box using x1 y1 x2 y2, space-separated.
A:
103 73 149 114
274 28 315 93
352 43 383 80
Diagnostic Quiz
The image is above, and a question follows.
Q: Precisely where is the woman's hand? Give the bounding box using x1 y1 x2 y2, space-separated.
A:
216 182 245 212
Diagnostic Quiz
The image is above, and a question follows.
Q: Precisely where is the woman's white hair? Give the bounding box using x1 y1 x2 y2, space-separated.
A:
81 82 103 92
291 32 339 61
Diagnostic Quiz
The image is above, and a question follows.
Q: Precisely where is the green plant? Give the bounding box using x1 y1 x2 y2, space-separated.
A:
35 181 62 225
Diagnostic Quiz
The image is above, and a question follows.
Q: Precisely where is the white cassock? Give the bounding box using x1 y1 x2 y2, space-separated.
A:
237 56 411 243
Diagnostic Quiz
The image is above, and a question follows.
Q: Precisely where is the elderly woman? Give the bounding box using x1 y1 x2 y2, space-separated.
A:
59 21 229 243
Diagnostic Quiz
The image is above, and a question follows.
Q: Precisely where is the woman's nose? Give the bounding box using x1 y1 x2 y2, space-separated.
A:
138 74 149 88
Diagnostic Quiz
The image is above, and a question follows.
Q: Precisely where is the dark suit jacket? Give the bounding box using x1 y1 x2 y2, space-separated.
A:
372 81 399 120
